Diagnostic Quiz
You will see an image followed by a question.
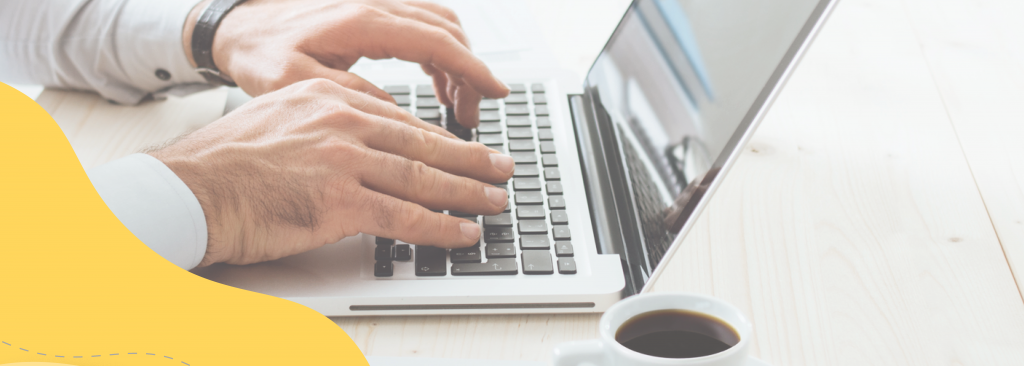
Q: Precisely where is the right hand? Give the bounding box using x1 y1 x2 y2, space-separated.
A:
184 0 509 127
149 79 514 267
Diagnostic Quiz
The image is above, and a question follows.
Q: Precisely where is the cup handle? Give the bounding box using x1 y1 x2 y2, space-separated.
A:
551 339 608 366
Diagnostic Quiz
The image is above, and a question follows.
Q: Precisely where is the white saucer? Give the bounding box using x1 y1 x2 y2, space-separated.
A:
749 356 772 366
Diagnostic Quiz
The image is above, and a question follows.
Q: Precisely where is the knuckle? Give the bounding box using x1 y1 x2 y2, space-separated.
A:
410 160 434 188
369 194 399 232
400 205 428 233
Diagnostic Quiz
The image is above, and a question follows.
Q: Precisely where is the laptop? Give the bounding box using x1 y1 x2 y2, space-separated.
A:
194 0 838 316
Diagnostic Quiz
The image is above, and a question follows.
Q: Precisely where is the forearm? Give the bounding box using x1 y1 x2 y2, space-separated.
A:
0 0 208 105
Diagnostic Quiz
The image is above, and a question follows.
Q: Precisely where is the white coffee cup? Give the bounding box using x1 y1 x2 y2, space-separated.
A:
552 292 759 366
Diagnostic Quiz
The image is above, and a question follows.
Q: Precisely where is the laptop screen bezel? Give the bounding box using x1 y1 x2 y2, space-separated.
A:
577 0 840 292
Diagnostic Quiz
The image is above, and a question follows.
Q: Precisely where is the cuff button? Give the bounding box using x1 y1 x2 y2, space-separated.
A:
155 69 171 81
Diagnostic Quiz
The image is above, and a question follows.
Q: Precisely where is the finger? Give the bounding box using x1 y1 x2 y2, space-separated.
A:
357 15 509 98
452 83 482 128
325 82 458 139
422 64 453 107
353 187 480 248
359 148 508 215
284 55 396 103
356 109 513 182
391 4 470 48
404 1 463 26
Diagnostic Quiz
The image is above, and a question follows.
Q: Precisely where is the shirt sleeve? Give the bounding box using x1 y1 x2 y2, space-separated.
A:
87 153 209 270
0 0 208 105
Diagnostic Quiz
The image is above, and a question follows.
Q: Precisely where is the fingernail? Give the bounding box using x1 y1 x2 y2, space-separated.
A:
485 186 508 207
460 222 481 241
489 153 514 175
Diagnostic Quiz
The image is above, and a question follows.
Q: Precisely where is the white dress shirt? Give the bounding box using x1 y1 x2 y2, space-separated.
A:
1 0 210 269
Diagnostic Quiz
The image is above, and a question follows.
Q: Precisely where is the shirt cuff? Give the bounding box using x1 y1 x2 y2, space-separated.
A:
116 0 207 94
87 153 208 270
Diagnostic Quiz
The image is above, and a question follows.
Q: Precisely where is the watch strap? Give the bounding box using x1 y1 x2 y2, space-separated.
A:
192 0 247 86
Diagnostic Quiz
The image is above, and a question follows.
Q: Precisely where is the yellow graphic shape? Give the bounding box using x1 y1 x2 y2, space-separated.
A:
0 83 368 365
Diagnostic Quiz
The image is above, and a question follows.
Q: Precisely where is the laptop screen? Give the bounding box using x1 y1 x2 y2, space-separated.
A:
584 0 827 278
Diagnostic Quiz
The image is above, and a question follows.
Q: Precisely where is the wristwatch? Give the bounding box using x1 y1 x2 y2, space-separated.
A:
191 0 248 86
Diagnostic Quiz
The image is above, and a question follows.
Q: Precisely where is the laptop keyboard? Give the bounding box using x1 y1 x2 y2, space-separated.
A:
373 83 577 277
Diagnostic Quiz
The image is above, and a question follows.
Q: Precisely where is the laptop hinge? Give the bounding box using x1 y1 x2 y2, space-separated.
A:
569 92 644 296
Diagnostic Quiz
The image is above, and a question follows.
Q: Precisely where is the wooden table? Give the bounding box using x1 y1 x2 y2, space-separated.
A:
35 0 1024 364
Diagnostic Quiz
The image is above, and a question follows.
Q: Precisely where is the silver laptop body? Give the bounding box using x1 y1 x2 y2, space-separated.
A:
194 0 838 316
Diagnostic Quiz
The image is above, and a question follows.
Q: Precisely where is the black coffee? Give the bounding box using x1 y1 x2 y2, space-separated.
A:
614 309 739 358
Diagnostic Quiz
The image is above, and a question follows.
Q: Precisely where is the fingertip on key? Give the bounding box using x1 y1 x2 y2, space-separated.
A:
460 222 481 241
485 186 508 207
489 153 514 175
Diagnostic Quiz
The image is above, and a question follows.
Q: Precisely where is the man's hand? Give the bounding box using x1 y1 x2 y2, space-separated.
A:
149 79 514 267
183 0 508 128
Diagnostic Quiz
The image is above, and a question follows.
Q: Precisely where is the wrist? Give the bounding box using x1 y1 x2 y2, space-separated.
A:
148 151 238 267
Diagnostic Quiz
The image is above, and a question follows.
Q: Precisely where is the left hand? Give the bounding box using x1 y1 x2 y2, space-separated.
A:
183 0 510 128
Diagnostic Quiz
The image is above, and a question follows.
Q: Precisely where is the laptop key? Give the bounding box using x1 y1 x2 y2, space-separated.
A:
478 134 504 146
478 122 502 134
450 247 482 263
538 128 554 140
549 196 566 209
540 141 556 153
547 181 564 195
520 235 551 250
375 245 393 261
516 191 544 205
505 94 529 104
483 213 513 227
558 257 577 274
509 140 536 151
416 84 435 96
542 154 558 167
536 117 552 128
393 94 411 106
484 227 516 243
519 220 548 234
531 83 545 93
394 244 413 261
506 105 531 116
553 225 571 240
480 99 500 110
522 251 554 275
374 261 394 277
451 258 518 275
533 94 547 105
449 210 478 218
544 168 561 181
507 127 533 139
513 178 542 191
555 241 574 257
480 110 502 122
535 105 550 116
486 243 517 258
506 116 532 127
511 152 538 164
508 83 527 93
516 206 546 219
416 108 441 121
513 164 540 177
550 210 569 225
418 97 440 108
414 245 447 276
375 237 396 245
384 85 411 95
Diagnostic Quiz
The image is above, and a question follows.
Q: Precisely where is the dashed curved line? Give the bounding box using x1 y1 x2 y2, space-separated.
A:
1 340 191 365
